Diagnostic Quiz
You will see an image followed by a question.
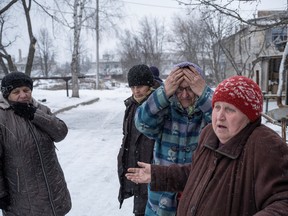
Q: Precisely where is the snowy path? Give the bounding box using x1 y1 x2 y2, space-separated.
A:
0 87 285 216
56 88 134 216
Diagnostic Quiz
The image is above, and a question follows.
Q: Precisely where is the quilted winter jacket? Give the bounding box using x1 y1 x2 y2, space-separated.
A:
117 95 155 215
150 118 288 216
0 95 71 216
134 85 213 215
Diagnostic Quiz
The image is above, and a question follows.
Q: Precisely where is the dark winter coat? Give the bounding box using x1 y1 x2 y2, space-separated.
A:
118 94 154 215
0 95 71 216
150 118 288 216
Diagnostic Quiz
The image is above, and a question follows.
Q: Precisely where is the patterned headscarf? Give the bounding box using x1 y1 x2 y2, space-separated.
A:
212 75 263 122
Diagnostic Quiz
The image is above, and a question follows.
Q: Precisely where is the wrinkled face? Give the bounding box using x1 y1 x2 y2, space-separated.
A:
212 101 250 144
176 80 196 108
130 85 150 99
8 86 32 103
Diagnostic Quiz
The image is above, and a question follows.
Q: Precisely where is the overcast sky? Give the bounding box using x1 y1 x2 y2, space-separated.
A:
123 0 287 24
5 0 288 64
100 0 287 53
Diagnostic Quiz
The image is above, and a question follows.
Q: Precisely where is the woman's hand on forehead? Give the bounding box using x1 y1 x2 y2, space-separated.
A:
164 68 184 97
182 68 206 97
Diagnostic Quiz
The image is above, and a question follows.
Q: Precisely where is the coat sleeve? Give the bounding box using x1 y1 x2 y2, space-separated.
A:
134 86 172 140
150 164 191 192
197 85 213 123
253 126 288 216
0 131 9 199
31 104 68 142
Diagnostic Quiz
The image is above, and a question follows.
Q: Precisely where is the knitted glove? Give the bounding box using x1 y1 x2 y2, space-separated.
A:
0 195 10 211
10 102 37 120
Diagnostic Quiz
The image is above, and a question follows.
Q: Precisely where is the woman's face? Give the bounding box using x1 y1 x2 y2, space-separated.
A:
130 85 150 99
212 101 250 144
176 80 196 108
8 86 32 103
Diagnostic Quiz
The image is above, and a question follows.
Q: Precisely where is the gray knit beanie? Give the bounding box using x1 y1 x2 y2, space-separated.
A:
1 72 33 98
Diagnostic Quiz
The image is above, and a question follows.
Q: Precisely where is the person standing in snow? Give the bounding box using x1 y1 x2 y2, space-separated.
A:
0 72 71 216
126 75 288 216
134 62 213 216
117 64 155 216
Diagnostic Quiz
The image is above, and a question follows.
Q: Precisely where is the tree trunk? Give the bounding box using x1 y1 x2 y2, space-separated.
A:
0 54 17 73
25 37 36 76
70 0 86 98
277 41 288 107
21 0 36 76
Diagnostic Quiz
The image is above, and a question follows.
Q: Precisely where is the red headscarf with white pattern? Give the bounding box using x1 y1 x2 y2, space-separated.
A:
212 75 263 122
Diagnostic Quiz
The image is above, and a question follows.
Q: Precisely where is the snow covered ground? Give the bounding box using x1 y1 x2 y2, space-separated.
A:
0 85 286 216
36 86 134 216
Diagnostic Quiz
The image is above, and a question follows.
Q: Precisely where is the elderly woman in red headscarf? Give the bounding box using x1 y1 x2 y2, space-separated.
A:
125 75 288 216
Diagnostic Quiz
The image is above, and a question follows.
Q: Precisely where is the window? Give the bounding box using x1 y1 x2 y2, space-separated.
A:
271 27 287 45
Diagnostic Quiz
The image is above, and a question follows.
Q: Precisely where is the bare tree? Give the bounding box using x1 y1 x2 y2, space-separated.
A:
175 0 288 100
118 16 166 75
69 0 86 97
170 13 235 84
1 0 123 95
0 0 17 15
171 15 203 66
0 0 38 76
176 0 288 28
0 1 19 73
118 30 142 77
138 17 166 66
42 0 124 96
0 14 18 74
21 0 37 76
202 12 243 82
37 28 55 77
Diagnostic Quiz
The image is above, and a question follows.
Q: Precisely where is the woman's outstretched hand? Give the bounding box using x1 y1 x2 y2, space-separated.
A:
125 162 151 184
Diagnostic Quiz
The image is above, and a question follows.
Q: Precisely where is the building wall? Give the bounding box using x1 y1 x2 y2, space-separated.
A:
219 11 286 93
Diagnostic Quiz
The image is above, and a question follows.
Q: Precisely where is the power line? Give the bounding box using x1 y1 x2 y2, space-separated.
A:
121 0 286 13
121 0 185 10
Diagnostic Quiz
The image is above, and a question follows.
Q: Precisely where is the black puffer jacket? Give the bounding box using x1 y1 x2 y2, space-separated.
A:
0 95 71 216
117 95 154 215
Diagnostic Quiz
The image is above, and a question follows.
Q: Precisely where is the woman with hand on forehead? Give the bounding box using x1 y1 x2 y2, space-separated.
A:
165 62 208 107
134 62 214 216
127 75 288 216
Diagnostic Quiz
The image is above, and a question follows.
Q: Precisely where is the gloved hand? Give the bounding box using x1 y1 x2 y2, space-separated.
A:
0 195 10 211
10 102 37 120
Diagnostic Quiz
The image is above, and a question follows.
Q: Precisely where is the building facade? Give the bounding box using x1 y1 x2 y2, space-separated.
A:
218 10 287 94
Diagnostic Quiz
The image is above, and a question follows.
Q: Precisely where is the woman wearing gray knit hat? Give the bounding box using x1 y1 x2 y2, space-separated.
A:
126 75 288 216
0 72 71 215
132 62 214 216
117 64 155 216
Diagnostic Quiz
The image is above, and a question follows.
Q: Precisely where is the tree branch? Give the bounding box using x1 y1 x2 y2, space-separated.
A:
0 0 18 15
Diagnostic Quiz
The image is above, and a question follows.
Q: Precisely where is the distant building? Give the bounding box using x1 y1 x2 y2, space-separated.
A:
216 10 287 93
87 54 123 80
13 49 57 77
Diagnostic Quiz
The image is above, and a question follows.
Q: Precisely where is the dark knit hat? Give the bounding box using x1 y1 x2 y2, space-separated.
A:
212 75 263 122
150 66 163 83
128 64 154 87
1 72 33 98
175 61 205 79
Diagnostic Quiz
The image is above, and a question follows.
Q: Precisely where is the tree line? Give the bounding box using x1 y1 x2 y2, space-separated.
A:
0 0 287 97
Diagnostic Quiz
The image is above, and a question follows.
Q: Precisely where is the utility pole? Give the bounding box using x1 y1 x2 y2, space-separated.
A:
284 0 288 104
95 0 100 89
